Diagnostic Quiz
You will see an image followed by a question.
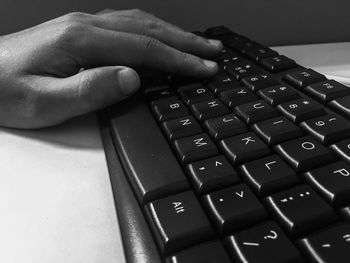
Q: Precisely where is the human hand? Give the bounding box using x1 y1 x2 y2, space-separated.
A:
0 9 222 128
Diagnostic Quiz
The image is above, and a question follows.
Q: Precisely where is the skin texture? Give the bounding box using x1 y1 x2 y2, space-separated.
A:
0 9 222 129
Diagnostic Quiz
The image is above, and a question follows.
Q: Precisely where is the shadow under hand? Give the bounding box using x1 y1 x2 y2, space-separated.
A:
0 112 103 150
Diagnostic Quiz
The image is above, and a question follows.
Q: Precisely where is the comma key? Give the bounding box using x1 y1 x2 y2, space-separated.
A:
146 191 214 254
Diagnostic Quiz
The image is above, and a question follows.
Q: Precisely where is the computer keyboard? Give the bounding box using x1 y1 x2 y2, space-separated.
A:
100 26 350 263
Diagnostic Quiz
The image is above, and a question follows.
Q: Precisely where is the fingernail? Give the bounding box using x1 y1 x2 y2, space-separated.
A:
208 39 223 49
119 68 140 96
203 59 218 69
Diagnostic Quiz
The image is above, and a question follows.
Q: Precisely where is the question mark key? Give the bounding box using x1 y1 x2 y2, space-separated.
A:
226 221 303 263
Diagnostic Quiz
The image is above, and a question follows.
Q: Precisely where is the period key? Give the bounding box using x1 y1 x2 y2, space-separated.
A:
146 191 214 254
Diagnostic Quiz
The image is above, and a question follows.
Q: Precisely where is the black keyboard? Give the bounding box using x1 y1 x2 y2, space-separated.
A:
100 26 350 263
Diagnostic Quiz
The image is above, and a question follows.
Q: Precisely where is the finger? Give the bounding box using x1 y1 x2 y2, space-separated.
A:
89 12 223 58
71 27 219 77
95 9 115 15
35 66 140 126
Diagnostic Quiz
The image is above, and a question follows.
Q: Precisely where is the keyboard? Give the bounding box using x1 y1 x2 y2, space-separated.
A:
99 26 350 263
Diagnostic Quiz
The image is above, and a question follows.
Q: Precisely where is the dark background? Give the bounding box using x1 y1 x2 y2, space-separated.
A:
2 0 350 46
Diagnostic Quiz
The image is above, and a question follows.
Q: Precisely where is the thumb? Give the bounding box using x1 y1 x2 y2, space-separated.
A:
48 66 140 121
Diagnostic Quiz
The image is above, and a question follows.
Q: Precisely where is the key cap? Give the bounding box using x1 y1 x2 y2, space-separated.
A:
227 221 303 263
146 191 214 254
204 113 248 140
260 55 297 72
305 80 350 102
277 98 326 123
190 99 229 121
146 85 177 101
330 138 350 162
152 99 189 122
178 84 214 105
219 88 257 108
299 223 350 263
240 155 299 196
219 132 270 165
257 84 300 106
241 73 280 92
245 45 278 62
225 61 260 80
202 184 267 233
329 95 350 119
234 100 279 125
304 161 350 206
208 72 241 94
252 116 303 145
225 36 254 54
265 185 337 235
166 241 231 263
173 133 218 164
186 155 240 195
275 136 335 172
300 114 350 145
284 69 326 88
216 51 241 70
161 116 202 141
205 26 231 37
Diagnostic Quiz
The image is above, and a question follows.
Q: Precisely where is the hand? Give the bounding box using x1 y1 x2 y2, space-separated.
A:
0 9 222 128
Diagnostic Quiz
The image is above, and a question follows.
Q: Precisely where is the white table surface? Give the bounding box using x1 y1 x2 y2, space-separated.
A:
0 42 349 263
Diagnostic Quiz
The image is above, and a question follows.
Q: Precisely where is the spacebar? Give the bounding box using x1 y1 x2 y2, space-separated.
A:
108 93 190 204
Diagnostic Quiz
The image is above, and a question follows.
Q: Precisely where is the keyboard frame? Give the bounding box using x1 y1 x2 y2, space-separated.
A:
99 29 350 263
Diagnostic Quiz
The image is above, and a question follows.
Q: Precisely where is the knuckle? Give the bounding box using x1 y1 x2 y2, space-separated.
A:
188 32 200 42
56 21 90 47
64 12 90 21
130 8 145 15
144 18 162 31
138 35 160 50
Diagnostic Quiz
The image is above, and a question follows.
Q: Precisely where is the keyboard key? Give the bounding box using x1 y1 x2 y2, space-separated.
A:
202 184 267 233
265 185 337 235
241 73 280 92
205 26 231 37
305 80 350 102
208 73 241 94
190 99 229 121
234 100 279 125
329 95 350 119
186 155 240 195
173 133 218 164
219 88 258 108
277 98 326 123
284 69 326 88
146 85 176 101
304 161 350 206
226 221 303 263
245 45 278 62
178 84 214 105
300 114 350 145
275 136 335 172
219 132 270 165
162 116 202 141
240 155 299 196
299 223 350 263
252 116 303 145
225 61 260 80
257 84 300 106
146 191 214 254
260 55 297 72
166 241 231 263
330 138 350 162
204 113 248 140
152 99 189 122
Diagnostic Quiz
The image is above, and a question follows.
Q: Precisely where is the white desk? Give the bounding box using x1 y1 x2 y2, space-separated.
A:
0 43 349 263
